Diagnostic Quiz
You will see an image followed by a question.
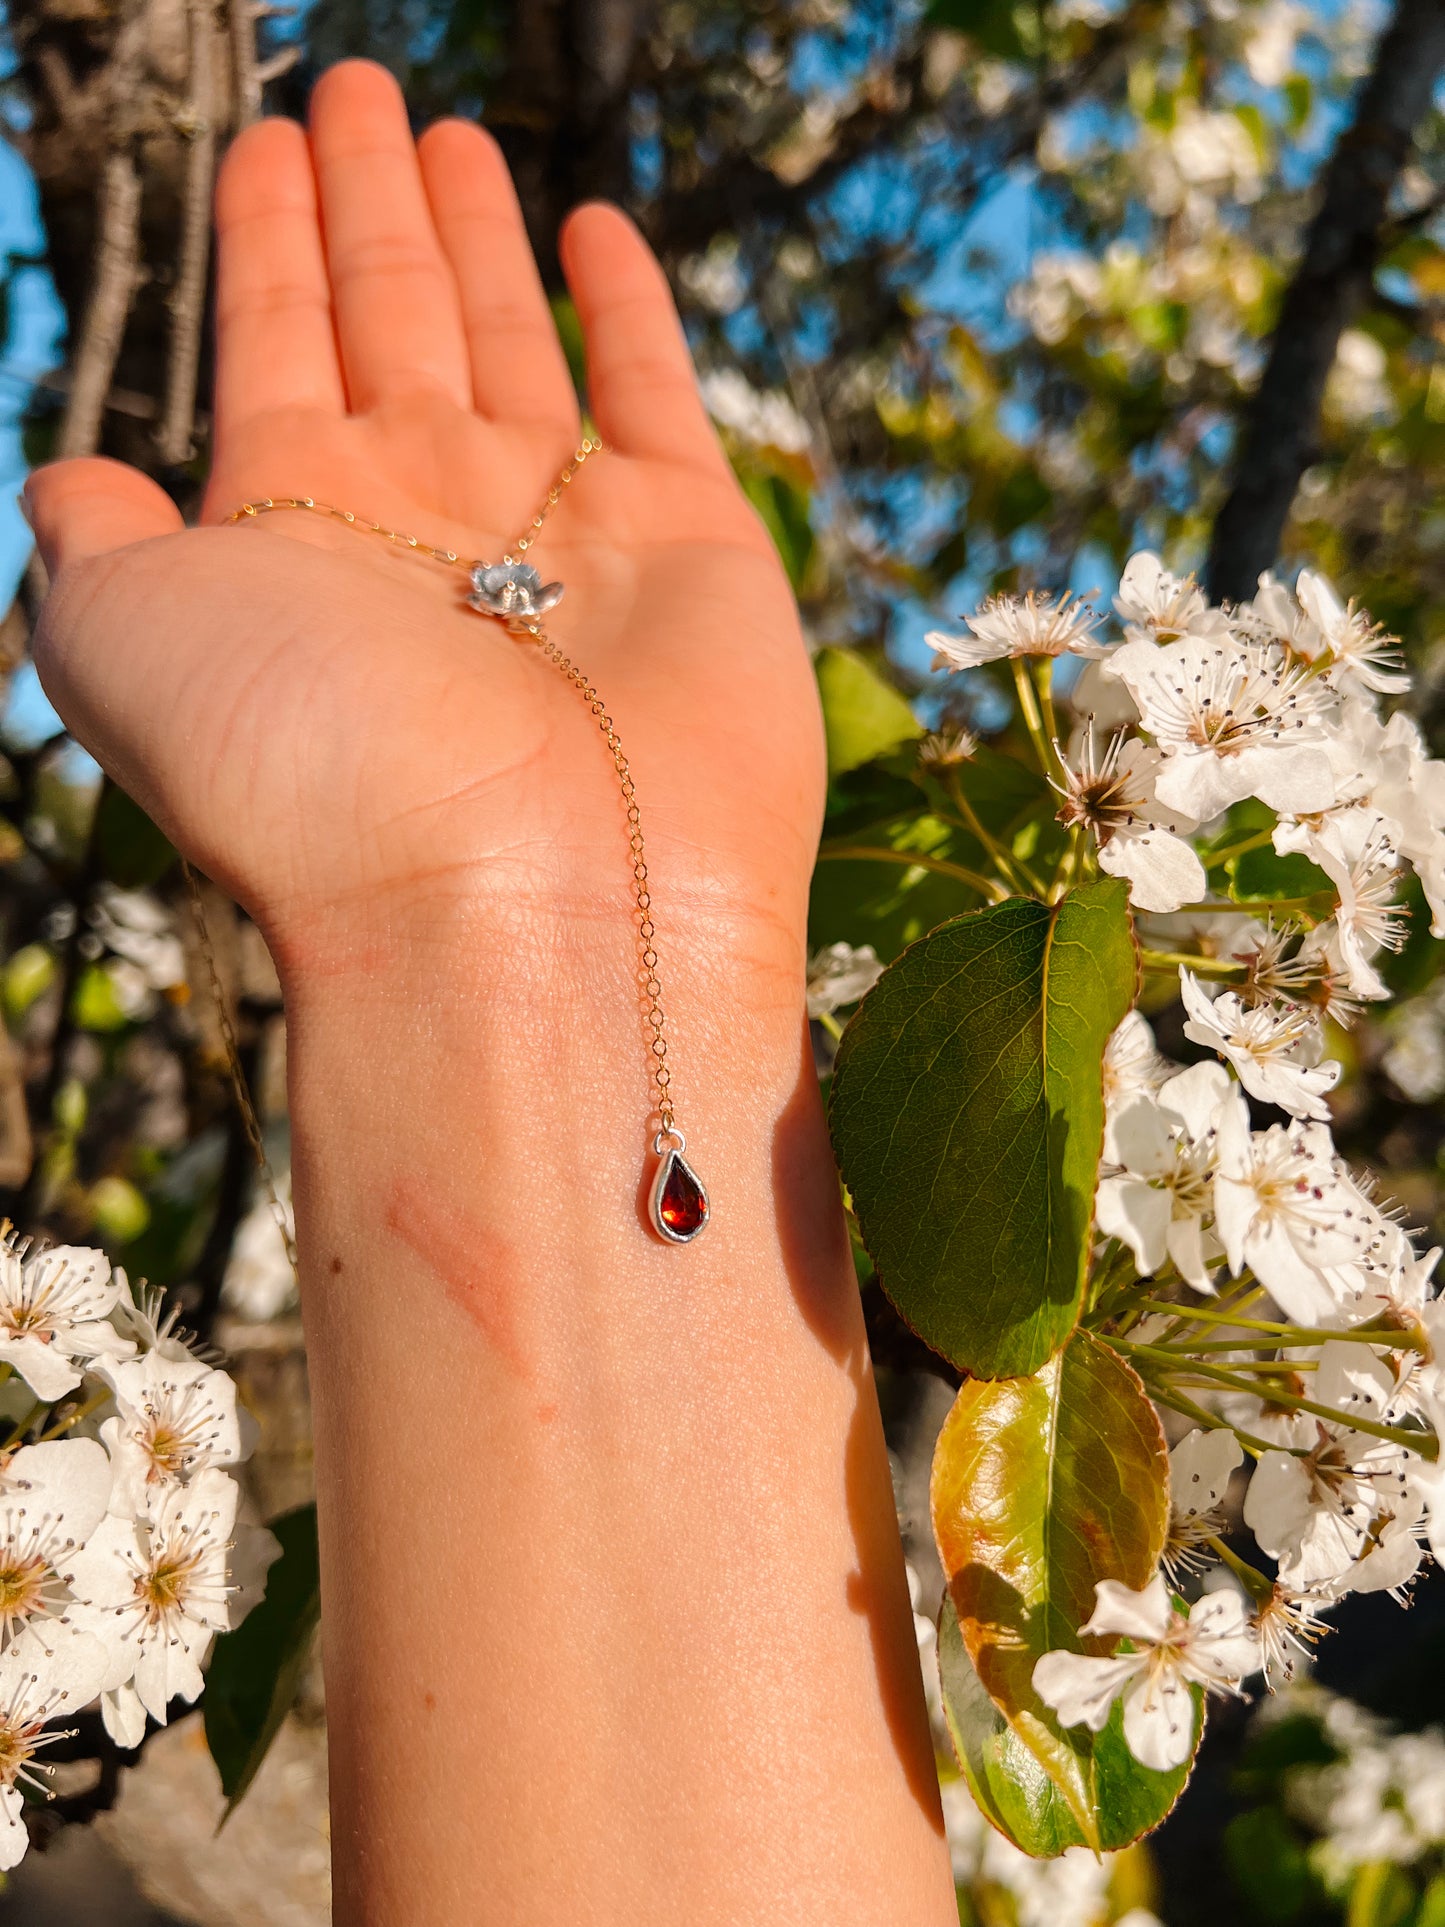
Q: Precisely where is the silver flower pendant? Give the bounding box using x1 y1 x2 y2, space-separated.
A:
468 561 565 622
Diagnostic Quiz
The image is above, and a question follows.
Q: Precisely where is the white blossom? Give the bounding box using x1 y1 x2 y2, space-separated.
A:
699 368 810 453
1033 1574 1260 1772
1108 635 1336 822
1252 1582 1332 1686
97 1353 245 1520
1275 810 1405 1000
805 942 884 1019
1242 1345 1411 1591
1165 1426 1241 1575
1213 1103 1375 1323
111 1274 208 1369
1102 1011 1171 1163
1114 552 1229 646
1365 713 1445 935
1296 571 1409 695
928 589 1105 668
0 1240 132 1401
1054 731 1206 912
1096 1061 1231 1288
0 1623 109 1868
90 885 188 991
1180 968 1340 1119
62 1467 238 1731
0 1440 112 1647
1252 570 1409 696
221 1175 298 1324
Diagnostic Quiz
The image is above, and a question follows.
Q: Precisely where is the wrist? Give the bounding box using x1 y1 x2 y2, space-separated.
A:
276 874 838 1335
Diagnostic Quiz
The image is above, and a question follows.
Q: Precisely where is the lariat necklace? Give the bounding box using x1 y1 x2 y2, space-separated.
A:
194 438 710 1251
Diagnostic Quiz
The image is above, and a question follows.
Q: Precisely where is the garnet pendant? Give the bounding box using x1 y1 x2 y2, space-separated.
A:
649 1140 709 1244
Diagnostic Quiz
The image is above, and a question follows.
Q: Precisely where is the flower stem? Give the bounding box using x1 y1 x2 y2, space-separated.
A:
1049 824 1085 904
1139 949 1247 979
816 1010 845 1045
1202 827 1276 870
1 1399 46 1449
1204 1536 1274 1604
1173 898 1321 919
1033 659 1063 762
1140 1382 1279 1458
1012 657 1060 782
38 1389 109 1441
1149 1326 1426 1355
1127 1342 1437 1458
815 843 1009 902
1139 1291 1268 1339
943 772 1040 897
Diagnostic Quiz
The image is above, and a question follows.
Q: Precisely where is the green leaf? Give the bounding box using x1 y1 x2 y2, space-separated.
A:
937 1594 1089 1856
924 0 1037 60
73 962 130 1032
810 812 986 962
1228 844 1331 903
741 469 814 590
1347 1862 1416 1927
204 1504 320 1823
815 647 921 779
931 1331 1181 1848
93 782 177 889
1416 1875 1445 1927
3 943 54 1021
829 881 1136 1377
1224 1807 1317 1923
953 743 1052 841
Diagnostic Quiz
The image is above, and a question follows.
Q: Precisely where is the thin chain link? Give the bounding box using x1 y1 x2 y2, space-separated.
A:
200 438 680 1254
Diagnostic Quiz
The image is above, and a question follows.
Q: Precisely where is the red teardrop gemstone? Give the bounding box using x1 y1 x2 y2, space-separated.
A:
655 1151 709 1240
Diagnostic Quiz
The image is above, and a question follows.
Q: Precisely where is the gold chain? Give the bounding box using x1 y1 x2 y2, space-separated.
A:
192 439 685 1269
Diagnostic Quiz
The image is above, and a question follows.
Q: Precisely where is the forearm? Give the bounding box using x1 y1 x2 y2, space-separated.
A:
282 898 955 1925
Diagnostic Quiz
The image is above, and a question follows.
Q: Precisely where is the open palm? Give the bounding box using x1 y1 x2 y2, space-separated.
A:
27 62 823 980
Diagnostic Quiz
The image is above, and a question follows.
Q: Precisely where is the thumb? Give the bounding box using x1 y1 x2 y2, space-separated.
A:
24 457 184 572
23 456 211 880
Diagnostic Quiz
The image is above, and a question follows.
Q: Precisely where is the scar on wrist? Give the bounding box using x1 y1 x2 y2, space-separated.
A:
383 1174 534 1384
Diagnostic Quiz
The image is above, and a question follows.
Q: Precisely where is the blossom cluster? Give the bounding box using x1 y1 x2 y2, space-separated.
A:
1033 992 1444 1774
0 1232 275 1868
920 557 1445 1781
1261 1685 1445 1890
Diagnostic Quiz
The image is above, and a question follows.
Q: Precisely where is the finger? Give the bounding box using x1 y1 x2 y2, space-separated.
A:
214 117 346 438
559 203 724 470
25 458 184 575
308 61 471 411
417 119 578 430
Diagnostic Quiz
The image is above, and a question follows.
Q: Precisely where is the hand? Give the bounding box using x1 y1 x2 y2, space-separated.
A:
28 67 959 1920
26 61 823 985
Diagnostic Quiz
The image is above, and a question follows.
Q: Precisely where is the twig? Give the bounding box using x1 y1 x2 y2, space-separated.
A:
156 0 219 468
1206 0 1445 600
57 4 147 461
229 0 262 128
255 45 300 84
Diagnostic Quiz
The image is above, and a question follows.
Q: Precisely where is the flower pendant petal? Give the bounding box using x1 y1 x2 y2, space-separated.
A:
468 561 565 621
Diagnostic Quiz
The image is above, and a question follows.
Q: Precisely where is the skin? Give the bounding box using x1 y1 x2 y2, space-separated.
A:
24 61 957 1926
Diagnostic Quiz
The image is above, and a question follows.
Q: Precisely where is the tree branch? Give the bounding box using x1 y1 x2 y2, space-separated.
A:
1205 0 1445 603
156 0 219 468
56 5 147 462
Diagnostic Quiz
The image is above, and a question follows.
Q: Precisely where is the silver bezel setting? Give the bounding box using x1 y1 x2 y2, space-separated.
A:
648 1144 710 1245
